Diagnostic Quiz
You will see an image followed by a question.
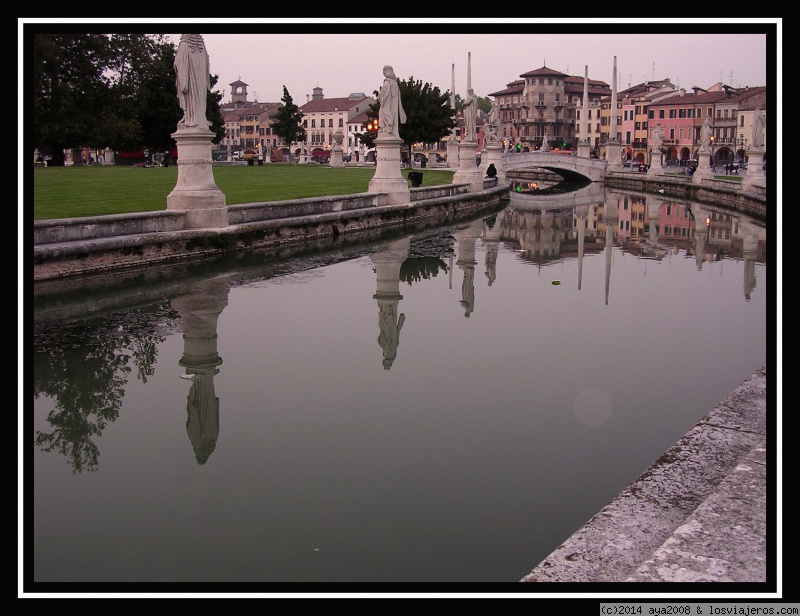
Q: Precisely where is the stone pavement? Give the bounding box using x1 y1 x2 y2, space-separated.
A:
521 366 768 583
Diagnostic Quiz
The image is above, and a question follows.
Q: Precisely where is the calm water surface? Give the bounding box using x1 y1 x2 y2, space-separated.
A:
31 188 768 586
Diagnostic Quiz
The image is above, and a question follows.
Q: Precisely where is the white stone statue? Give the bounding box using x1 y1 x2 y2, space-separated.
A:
463 88 477 142
378 65 406 139
483 100 501 145
174 34 210 129
751 105 765 149
652 123 664 153
700 116 712 151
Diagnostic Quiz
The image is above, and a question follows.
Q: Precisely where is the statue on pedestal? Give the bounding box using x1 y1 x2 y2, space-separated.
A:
751 105 765 149
378 65 406 139
175 34 210 129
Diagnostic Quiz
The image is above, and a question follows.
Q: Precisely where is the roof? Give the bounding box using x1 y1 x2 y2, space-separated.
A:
520 66 570 78
649 90 730 107
300 96 373 113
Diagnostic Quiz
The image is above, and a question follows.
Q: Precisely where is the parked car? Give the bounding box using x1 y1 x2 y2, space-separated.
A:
622 160 633 168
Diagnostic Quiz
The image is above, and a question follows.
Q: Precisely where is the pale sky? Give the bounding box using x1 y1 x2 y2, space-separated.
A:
156 20 777 107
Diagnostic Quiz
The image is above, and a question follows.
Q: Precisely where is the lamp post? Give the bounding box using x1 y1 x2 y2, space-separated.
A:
706 216 711 243
710 135 715 169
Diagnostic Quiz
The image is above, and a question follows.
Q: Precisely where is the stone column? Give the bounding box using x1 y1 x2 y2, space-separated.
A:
483 142 505 185
168 126 228 228
692 149 716 183
577 66 592 159
368 135 410 205
605 56 622 170
453 140 483 191
330 130 345 168
741 148 766 192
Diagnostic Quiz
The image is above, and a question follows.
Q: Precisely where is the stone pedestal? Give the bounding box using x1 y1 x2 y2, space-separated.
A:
647 148 663 175
446 137 460 168
483 143 505 185
168 126 227 229
330 146 344 168
452 140 483 192
741 148 766 192
577 139 592 159
605 140 622 170
368 135 410 205
692 150 715 183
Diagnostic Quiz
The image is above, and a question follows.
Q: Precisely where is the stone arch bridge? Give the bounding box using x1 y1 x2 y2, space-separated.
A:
502 151 607 182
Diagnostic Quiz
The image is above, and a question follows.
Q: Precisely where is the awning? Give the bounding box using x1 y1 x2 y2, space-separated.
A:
311 148 330 157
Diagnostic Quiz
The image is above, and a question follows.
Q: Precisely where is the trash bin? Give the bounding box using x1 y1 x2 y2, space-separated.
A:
408 171 423 187
258 160 263 166
247 159 254 166
420 158 427 168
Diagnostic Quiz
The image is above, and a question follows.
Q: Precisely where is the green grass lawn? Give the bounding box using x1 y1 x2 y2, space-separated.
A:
32 163 457 221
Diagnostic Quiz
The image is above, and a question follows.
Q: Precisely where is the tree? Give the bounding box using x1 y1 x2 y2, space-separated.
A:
272 86 306 154
359 76 455 155
32 33 224 165
33 33 115 166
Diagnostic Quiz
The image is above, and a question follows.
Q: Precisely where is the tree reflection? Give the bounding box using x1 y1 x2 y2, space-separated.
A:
33 302 178 473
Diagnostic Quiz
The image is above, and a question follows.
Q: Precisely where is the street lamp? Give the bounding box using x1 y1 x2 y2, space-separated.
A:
706 216 711 242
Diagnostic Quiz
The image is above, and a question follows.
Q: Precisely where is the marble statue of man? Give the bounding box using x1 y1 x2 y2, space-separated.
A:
175 34 211 129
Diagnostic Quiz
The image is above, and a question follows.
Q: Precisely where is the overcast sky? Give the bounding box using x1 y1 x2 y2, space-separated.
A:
155 20 776 107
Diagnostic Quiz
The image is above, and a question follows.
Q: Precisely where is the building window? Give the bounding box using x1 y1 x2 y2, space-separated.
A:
311 119 316 128
669 109 676 118
688 109 695 118
329 119 334 127
678 109 686 118
338 118 343 127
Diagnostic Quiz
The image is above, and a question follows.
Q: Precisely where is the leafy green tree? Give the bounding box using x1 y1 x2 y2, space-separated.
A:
32 33 224 165
476 95 492 114
33 33 114 166
358 76 455 155
272 86 306 153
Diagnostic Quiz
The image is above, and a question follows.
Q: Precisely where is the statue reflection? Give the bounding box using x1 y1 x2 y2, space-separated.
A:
575 204 588 290
452 219 483 317
603 199 618 305
482 210 505 286
740 219 761 301
692 205 710 271
371 237 410 369
641 198 668 260
172 276 230 464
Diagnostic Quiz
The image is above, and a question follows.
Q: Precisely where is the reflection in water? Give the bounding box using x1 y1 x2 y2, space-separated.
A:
372 237 410 369
33 302 179 473
173 276 230 464
32 188 767 583
452 218 483 317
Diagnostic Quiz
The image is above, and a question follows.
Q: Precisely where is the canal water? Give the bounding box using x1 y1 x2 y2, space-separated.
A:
30 187 768 588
